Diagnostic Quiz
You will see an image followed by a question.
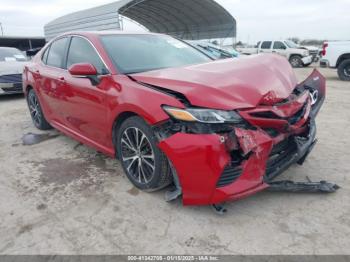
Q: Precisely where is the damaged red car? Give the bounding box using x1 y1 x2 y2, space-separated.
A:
23 32 337 210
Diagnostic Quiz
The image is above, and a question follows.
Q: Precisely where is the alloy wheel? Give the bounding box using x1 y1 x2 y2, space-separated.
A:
28 93 42 126
120 127 155 184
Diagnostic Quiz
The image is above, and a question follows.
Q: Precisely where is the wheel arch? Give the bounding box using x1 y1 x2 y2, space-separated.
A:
25 85 34 95
111 111 139 147
289 54 302 58
336 53 350 67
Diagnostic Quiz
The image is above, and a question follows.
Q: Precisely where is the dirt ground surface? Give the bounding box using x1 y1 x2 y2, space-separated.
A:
0 66 349 255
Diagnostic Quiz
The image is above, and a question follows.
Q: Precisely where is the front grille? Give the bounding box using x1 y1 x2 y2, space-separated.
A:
216 165 242 188
0 74 22 84
250 101 307 126
265 137 297 179
288 103 307 125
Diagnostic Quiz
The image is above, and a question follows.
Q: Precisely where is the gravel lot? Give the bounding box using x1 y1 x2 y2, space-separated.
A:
0 66 349 255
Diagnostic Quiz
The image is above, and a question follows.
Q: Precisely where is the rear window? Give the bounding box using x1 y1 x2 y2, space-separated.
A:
261 41 272 49
46 37 68 68
0 48 27 62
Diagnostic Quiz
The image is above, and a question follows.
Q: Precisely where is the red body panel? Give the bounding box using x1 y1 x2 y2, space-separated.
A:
23 32 326 206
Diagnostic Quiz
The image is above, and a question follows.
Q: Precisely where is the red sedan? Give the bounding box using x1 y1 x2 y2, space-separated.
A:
23 32 330 208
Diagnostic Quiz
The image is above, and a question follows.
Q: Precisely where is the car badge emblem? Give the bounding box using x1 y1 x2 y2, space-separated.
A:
310 89 319 105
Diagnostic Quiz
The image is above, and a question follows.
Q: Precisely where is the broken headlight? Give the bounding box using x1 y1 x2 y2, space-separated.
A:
162 106 244 124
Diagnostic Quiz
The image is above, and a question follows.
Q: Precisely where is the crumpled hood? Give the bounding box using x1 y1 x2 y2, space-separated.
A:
0 61 28 76
130 54 298 110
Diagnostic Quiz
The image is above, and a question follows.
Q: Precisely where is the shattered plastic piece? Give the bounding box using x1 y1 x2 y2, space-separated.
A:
165 161 182 202
165 188 182 202
267 180 340 193
212 203 227 215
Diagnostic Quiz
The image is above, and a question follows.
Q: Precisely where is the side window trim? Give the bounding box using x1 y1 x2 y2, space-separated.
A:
41 45 51 64
62 36 71 70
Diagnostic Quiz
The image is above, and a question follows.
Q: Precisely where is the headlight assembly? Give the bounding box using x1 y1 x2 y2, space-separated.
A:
162 105 244 124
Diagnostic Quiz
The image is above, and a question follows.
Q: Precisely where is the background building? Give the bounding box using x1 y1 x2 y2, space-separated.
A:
44 0 236 42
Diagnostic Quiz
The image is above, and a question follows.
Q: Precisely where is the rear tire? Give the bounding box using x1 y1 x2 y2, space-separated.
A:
27 89 52 130
289 55 303 68
116 116 172 191
338 59 350 81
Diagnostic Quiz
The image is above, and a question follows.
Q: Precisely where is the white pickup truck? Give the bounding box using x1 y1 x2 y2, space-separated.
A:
237 40 313 68
320 41 350 81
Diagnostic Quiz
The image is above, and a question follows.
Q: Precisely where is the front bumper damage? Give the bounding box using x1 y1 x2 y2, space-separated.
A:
0 74 23 95
157 70 339 206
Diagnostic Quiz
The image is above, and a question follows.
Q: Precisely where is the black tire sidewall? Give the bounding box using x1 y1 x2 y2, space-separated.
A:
338 59 350 81
116 116 168 191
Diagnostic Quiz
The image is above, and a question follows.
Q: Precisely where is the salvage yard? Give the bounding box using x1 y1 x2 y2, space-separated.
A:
0 66 349 255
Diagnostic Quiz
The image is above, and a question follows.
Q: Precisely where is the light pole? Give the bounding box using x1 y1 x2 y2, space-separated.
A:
0 23 3 36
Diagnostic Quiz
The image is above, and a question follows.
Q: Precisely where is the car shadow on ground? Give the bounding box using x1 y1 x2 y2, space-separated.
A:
0 94 24 101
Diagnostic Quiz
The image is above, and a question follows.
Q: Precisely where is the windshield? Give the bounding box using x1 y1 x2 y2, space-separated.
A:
285 40 299 48
0 48 27 62
101 34 212 74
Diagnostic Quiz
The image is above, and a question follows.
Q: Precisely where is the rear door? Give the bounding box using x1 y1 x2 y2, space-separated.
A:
259 41 272 53
58 36 111 147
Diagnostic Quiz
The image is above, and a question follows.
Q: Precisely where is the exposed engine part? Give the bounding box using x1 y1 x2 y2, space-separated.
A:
267 180 340 193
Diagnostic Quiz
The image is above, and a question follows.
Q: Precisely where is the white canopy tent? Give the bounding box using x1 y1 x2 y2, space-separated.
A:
44 0 236 41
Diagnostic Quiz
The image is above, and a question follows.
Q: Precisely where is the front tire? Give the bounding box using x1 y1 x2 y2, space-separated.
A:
27 89 52 130
289 55 303 68
338 59 350 81
116 116 172 191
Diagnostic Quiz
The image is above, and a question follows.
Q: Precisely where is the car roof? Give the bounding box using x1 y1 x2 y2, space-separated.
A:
58 30 163 38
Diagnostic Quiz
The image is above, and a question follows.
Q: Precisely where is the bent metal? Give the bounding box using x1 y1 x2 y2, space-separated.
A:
22 32 339 213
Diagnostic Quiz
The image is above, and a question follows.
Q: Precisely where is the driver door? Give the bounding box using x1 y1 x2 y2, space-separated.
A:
58 36 111 147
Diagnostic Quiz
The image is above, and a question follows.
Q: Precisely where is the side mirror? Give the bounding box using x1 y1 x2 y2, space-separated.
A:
68 63 100 86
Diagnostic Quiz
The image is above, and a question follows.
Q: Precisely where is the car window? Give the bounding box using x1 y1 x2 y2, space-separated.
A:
261 41 272 49
101 34 211 74
67 37 107 74
41 47 50 64
273 41 286 50
46 38 68 68
0 47 27 62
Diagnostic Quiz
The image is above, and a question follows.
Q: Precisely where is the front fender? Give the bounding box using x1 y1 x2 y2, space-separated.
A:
107 75 185 139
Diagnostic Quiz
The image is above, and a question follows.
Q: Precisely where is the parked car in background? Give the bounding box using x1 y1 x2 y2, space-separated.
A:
23 32 327 207
320 41 350 81
237 40 313 68
0 47 28 95
187 41 240 60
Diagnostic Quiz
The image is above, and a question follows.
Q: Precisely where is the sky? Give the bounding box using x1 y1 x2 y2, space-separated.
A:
0 0 349 44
